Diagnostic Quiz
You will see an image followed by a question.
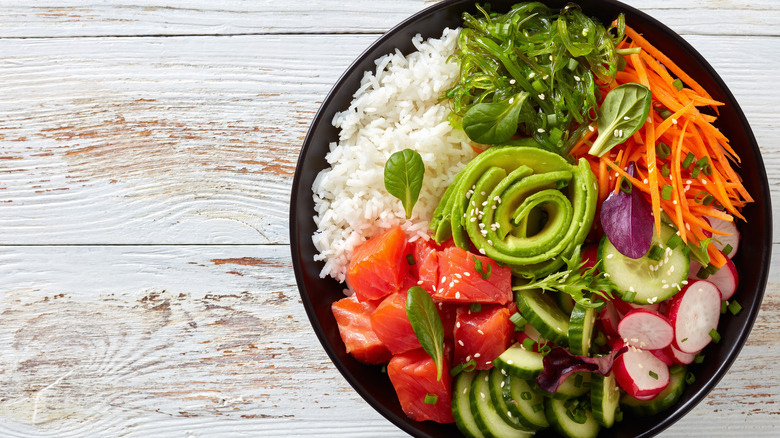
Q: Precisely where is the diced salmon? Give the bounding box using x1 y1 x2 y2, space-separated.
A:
433 246 512 304
453 305 514 370
347 226 408 302
331 295 392 365
370 292 421 355
413 239 439 295
387 348 454 424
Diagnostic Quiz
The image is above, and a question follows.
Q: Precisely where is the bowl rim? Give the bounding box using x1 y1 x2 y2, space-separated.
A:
290 1 772 436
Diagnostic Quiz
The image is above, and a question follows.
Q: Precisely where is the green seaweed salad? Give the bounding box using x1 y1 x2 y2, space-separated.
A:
447 2 626 154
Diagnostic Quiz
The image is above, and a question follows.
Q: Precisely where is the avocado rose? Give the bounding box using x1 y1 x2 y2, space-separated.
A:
430 146 597 278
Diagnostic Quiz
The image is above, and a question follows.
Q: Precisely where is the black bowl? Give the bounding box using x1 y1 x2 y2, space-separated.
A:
290 1 772 436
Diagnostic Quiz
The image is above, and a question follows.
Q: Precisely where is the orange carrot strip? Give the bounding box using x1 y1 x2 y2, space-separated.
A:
625 25 714 101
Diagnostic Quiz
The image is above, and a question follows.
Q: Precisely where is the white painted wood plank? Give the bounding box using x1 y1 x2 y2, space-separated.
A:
0 245 776 436
1 34 778 244
0 0 778 37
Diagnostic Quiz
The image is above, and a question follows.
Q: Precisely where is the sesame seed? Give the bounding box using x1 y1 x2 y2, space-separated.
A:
464 272 471 277
539 93 546 100
455 291 461 299
510 79 516 85
474 353 481 358
507 360 514 365
477 329 485 335
672 118 678 125
479 248 486 255
588 125 595 132
508 97 514 104
458 340 464 346
643 179 649 184
456 321 461 328
480 392 486 400
574 75 581 81
638 362 644 369
606 253 614 259
441 276 446 283
417 280 423 285
537 128 545 133
529 72 536 78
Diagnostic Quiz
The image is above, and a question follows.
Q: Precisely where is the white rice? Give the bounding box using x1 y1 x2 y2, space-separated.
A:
312 27 475 282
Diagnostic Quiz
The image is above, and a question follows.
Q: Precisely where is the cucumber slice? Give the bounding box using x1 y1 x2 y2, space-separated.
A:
568 303 596 356
599 222 689 304
488 368 533 431
556 291 576 315
453 370 486 438
471 370 535 438
534 372 590 400
620 366 687 416
516 289 569 346
591 371 621 427
494 343 544 379
502 375 549 430
545 397 601 438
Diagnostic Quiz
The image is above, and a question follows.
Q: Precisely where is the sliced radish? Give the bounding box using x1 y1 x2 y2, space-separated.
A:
688 253 738 300
705 216 740 258
665 344 698 365
599 300 621 338
618 308 674 350
667 280 722 353
612 297 662 317
612 340 670 399
650 347 674 366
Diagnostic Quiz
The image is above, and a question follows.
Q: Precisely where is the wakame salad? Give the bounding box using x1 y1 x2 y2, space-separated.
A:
322 3 752 438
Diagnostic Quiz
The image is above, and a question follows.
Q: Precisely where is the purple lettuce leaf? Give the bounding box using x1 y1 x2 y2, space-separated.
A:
600 161 654 259
536 346 628 393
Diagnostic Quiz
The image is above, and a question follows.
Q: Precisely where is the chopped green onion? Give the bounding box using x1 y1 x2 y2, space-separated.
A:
702 163 713 175
694 190 710 203
721 300 728 314
406 254 416 265
728 300 743 315
670 364 685 374
694 353 705 364
681 337 688 343
522 337 536 351
647 244 664 261
574 373 584 388
567 57 579 71
532 403 544 413
691 166 701 178
510 312 527 330
709 328 721 343
532 79 547 93
697 266 711 280
722 244 734 256
470 303 482 313
661 184 673 200
547 113 558 126
685 371 696 385
619 176 632 194
666 234 683 249
549 127 564 144
695 156 709 168
617 55 627 72
521 391 533 401
672 78 684 91
659 108 673 119
594 330 607 347
648 370 659 380
682 152 695 169
661 162 671 177
623 290 637 302
656 142 671 159
703 194 715 206
424 394 438 405
615 409 624 422
462 359 477 373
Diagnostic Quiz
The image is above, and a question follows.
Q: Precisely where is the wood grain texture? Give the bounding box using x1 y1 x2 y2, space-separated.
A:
0 0 778 37
0 0 778 437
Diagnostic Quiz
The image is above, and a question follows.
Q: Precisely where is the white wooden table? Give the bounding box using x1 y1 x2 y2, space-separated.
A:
0 1 777 437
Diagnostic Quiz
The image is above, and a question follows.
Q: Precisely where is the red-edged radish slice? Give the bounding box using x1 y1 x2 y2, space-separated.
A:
618 308 674 350
665 345 698 365
705 216 740 258
612 297 662 317
667 280 722 353
599 300 621 338
612 340 670 399
650 347 674 366
688 255 739 301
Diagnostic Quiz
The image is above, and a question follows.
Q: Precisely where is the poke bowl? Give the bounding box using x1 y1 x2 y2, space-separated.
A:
290 1 771 437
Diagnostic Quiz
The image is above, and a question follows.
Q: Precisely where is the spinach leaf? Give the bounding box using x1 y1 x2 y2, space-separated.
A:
406 286 445 381
462 92 529 145
588 83 652 157
384 149 425 219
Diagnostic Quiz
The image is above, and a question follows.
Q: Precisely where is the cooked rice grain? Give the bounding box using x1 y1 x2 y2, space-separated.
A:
312 28 474 282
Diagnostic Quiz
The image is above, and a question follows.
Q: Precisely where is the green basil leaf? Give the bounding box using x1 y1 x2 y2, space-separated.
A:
384 149 425 219
588 83 652 157
406 286 445 381
462 92 529 145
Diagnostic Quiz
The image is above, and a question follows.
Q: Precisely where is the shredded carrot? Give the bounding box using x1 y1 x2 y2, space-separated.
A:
570 24 752 266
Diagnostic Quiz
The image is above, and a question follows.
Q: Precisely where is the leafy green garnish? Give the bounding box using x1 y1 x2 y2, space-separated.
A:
384 149 425 219
406 286 445 381
512 246 614 308
588 83 652 157
462 92 529 144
